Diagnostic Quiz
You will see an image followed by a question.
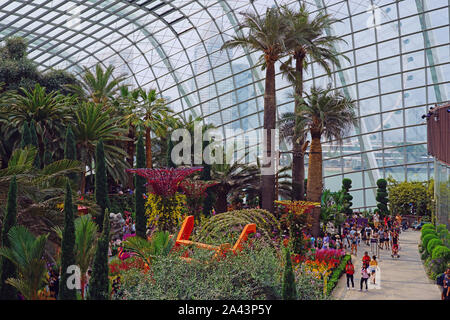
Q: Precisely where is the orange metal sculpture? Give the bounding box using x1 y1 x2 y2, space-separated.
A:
174 215 256 261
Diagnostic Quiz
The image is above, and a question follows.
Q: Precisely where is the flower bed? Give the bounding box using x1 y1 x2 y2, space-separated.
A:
293 248 347 297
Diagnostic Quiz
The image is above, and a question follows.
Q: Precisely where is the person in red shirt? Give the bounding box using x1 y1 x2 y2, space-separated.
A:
345 259 355 289
362 251 371 265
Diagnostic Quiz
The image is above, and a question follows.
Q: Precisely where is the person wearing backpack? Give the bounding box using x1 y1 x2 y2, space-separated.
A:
443 268 450 300
437 272 446 300
345 259 355 290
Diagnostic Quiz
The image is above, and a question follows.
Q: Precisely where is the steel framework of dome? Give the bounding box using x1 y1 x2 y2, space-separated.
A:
1 0 448 209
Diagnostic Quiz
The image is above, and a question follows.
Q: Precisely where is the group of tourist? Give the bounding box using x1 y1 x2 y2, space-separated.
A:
310 212 402 258
344 252 379 291
305 212 406 294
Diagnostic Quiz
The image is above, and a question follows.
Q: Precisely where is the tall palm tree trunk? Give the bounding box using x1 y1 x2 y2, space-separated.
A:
306 130 323 237
80 170 86 194
292 52 305 200
126 125 136 189
261 59 276 214
145 127 152 169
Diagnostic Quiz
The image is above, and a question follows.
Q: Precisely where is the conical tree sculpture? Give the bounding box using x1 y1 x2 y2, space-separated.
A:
64 126 78 183
58 181 77 300
282 248 297 300
20 122 32 148
95 140 110 232
88 209 110 300
134 134 147 238
0 176 18 300
342 178 353 216
29 120 41 169
376 178 389 217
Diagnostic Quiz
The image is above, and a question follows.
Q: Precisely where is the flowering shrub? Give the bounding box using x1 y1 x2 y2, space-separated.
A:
296 248 346 280
180 179 217 219
109 257 149 277
145 193 187 233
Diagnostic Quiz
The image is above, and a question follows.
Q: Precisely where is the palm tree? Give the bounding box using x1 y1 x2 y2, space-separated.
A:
296 87 357 237
133 88 172 169
221 7 288 213
72 102 130 193
320 189 346 234
210 148 260 213
279 4 348 201
6 84 76 160
0 225 49 300
69 64 126 105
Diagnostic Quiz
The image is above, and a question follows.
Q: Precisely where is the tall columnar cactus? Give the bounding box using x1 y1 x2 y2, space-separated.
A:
0 176 18 300
376 178 389 217
134 134 147 238
88 209 110 300
58 181 77 300
342 178 353 216
64 126 78 183
43 139 53 166
282 248 297 300
95 140 110 231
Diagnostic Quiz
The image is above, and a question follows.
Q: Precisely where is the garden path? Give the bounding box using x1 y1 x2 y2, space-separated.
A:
332 229 441 300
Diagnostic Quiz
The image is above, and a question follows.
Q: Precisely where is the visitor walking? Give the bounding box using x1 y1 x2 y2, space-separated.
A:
370 229 379 255
369 256 378 284
351 233 358 255
373 212 380 229
364 224 372 246
362 251 371 266
443 268 450 300
360 264 370 291
345 259 355 290
383 229 389 250
323 233 330 249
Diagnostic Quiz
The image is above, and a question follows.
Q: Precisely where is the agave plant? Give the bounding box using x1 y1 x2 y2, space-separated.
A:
0 225 49 300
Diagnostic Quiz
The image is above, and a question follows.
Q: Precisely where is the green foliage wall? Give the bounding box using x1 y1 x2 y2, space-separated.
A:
387 178 433 216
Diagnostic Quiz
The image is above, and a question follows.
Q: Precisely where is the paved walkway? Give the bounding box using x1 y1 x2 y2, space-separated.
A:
332 229 441 300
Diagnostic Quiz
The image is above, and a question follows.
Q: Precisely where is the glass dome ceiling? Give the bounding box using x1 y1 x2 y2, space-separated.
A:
1 0 449 209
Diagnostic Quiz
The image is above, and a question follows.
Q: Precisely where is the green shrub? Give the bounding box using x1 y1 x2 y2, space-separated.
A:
422 234 438 249
431 246 450 261
427 239 443 254
117 239 286 300
421 250 429 261
194 209 281 244
436 224 447 233
438 230 449 246
421 229 437 239
421 223 434 231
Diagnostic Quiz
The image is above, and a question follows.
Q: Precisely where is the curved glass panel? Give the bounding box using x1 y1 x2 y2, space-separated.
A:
1 0 448 209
